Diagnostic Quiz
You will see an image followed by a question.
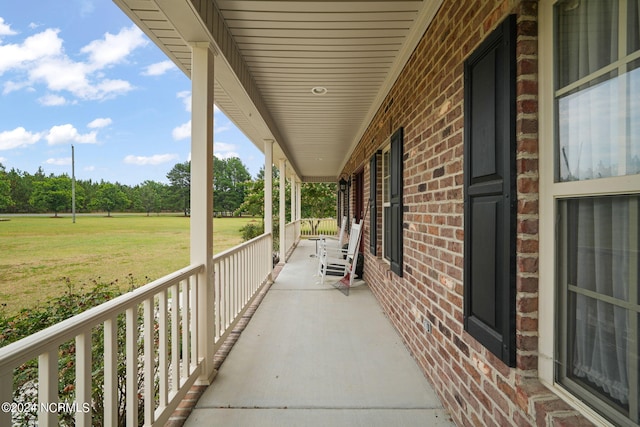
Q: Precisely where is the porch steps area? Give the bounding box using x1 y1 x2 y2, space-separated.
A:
183 240 455 427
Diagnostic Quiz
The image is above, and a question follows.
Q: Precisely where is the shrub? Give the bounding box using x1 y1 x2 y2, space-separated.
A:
0 276 156 427
239 221 263 241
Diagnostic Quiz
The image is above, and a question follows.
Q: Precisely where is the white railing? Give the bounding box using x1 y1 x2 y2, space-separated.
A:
283 220 300 261
0 264 204 427
0 233 274 427
212 233 273 350
299 217 338 238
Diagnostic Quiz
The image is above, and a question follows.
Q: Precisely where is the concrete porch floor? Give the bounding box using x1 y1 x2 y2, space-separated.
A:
183 239 455 427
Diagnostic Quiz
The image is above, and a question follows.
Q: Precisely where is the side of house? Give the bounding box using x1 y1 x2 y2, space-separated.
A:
342 0 639 426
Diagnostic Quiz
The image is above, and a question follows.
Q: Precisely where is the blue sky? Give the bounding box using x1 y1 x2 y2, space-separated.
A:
0 0 264 186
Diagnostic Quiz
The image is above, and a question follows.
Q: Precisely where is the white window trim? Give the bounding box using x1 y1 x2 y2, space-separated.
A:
539 1 640 426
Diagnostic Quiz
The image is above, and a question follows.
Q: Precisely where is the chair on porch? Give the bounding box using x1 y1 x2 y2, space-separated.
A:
318 219 363 288
315 215 347 263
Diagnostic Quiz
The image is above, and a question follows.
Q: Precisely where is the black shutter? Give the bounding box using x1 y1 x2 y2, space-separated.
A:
390 127 403 277
370 154 377 255
463 15 516 367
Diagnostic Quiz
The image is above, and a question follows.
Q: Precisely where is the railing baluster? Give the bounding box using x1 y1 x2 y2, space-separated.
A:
233 252 237 318
104 316 118 427
144 297 154 424
75 331 92 427
181 279 190 380
0 367 11 426
38 347 59 427
158 290 168 411
126 306 138 427
213 263 220 341
190 276 198 370
224 258 229 329
170 283 179 393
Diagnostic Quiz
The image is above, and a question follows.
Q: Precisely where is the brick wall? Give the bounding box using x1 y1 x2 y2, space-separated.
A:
341 1 596 425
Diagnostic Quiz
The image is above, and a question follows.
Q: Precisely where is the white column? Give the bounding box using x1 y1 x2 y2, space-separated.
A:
290 176 295 221
264 140 274 274
279 158 286 262
297 181 301 221
190 42 215 384
264 140 273 235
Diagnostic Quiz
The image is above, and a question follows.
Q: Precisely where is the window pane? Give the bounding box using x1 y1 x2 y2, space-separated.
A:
554 1 640 182
629 0 640 54
382 150 390 204
630 60 640 175
558 195 639 423
557 74 619 181
555 0 618 89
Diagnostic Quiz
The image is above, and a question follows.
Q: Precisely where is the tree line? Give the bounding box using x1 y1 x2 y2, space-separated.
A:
0 158 337 219
0 157 251 216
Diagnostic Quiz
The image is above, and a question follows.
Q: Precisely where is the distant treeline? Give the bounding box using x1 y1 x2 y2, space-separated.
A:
0 158 338 219
0 157 251 217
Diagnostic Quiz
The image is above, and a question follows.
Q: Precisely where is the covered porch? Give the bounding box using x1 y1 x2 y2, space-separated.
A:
181 239 453 427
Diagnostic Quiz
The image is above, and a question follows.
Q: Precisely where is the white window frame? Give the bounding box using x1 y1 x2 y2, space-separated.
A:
539 1 640 426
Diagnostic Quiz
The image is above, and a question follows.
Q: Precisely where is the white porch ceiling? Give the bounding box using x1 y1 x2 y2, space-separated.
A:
113 0 442 181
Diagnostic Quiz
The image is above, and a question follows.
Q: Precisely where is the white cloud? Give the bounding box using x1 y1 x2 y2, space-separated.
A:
0 157 7 164
172 121 190 141
78 0 96 16
84 165 95 172
88 117 112 129
1 25 146 101
214 141 239 159
177 91 191 112
38 93 67 106
124 153 179 166
44 157 71 166
215 122 231 134
0 28 63 75
0 127 42 150
45 124 97 145
2 80 28 95
143 60 175 76
0 17 17 37
81 26 148 69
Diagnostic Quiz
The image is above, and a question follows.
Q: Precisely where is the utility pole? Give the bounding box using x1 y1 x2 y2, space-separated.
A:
72 144 76 223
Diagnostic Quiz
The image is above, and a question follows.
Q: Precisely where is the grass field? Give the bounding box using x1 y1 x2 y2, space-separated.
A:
0 214 259 315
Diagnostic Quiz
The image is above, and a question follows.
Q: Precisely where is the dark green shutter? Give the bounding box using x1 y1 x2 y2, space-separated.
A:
463 15 516 367
390 127 403 277
370 154 377 255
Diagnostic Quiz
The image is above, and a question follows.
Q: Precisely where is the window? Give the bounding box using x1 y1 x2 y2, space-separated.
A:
463 15 516 367
541 1 640 425
380 128 404 276
370 153 378 255
382 145 391 261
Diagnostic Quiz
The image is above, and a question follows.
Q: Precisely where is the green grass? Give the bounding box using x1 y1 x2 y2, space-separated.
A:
0 214 257 315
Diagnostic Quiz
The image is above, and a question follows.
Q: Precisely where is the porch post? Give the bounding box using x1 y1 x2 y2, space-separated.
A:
264 140 274 271
290 176 295 221
279 158 286 262
297 180 301 220
190 42 215 384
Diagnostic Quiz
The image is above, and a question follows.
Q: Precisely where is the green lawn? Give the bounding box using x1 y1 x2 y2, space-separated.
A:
0 214 258 315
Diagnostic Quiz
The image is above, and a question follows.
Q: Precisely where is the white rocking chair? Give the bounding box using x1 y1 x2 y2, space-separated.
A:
318 219 363 288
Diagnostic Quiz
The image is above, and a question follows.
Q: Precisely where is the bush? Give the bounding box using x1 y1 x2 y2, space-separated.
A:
0 276 154 427
239 221 263 241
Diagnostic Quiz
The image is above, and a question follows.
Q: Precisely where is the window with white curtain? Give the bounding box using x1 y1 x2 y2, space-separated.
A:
551 1 640 425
